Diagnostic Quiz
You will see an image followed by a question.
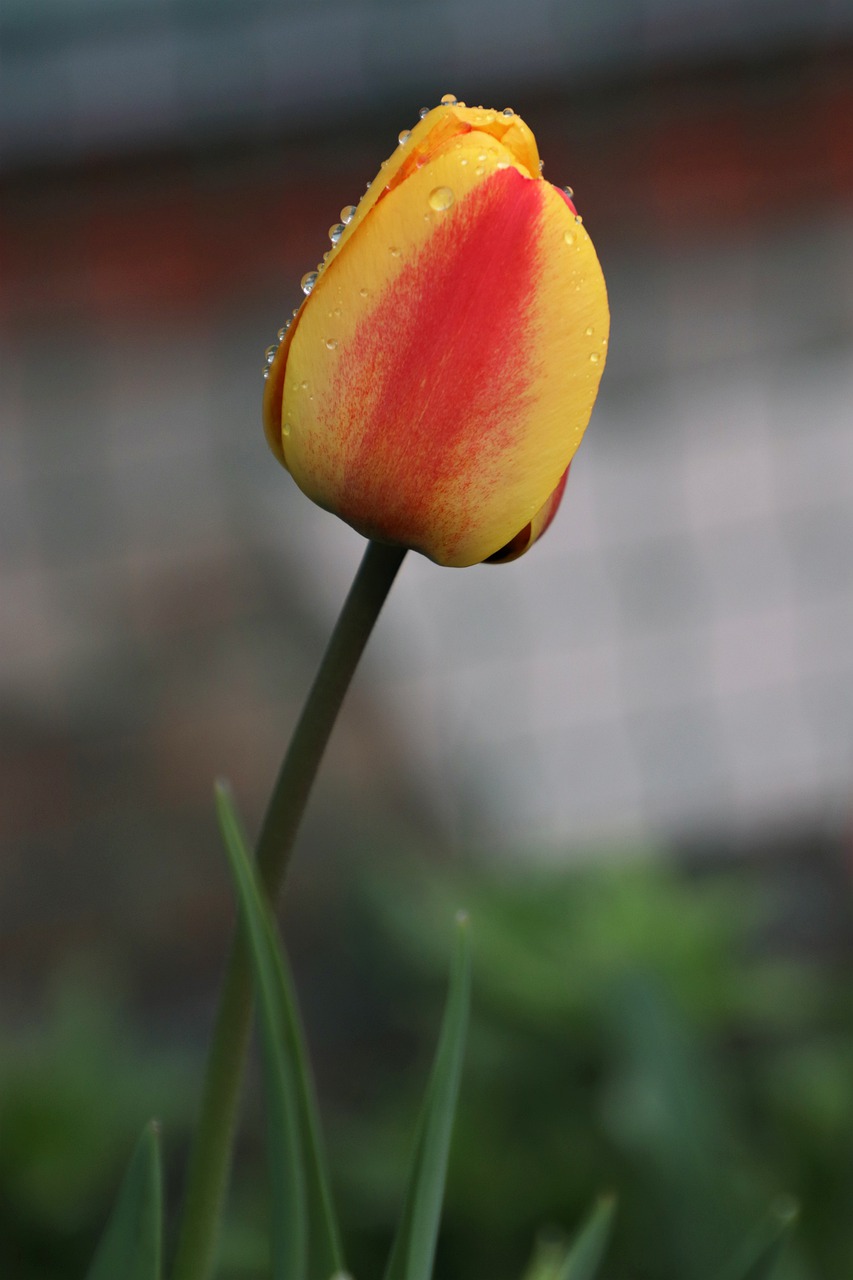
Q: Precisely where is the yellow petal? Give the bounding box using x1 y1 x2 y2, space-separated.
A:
264 104 608 566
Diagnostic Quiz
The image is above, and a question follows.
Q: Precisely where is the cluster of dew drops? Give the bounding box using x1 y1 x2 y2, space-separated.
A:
263 93 585 381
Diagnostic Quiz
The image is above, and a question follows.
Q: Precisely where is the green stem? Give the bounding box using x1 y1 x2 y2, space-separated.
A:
170 539 407 1280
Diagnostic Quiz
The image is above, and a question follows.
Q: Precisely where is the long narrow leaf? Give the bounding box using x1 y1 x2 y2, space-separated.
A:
558 1196 615 1280
384 911 472 1280
216 781 343 1280
86 1121 162 1280
262 892 344 1277
714 1197 799 1280
217 783 306 1280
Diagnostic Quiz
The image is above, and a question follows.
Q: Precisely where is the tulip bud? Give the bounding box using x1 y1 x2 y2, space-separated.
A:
263 99 609 567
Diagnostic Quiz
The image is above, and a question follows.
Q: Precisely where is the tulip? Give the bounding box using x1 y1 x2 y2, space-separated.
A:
263 96 609 567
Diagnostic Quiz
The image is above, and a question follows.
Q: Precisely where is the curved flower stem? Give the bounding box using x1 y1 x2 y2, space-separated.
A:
170 539 407 1280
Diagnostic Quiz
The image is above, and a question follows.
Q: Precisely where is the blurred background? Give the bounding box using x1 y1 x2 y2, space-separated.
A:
1 1 853 1277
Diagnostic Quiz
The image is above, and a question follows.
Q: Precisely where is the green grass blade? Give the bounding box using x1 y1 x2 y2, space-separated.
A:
272 938 345 1279
216 782 306 1280
86 1121 162 1280
557 1196 616 1280
384 911 472 1280
216 781 344 1280
714 1197 799 1280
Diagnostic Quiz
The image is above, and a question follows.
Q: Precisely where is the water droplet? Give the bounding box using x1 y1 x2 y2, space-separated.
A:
328 222 345 244
292 306 300 317
563 185 575 199
502 107 515 117
301 271 318 295
428 186 455 212
264 344 278 364
564 230 575 246
474 167 485 177
324 338 338 350
365 179 372 189
340 204 357 224
539 160 545 174
459 157 468 166
440 93 458 105
359 286 369 297
496 160 510 170
575 214 583 224
262 366 270 380
419 106 430 119
282 422 292 438
300 380 309 391
477 153 487 162
398 129 411 145
589 352 600 363
389 246 401 257
276 322 291 341
333 306 341 318
584 326 594 336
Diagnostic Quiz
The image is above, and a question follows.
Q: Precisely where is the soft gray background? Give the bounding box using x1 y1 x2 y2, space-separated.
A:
1 4 852 996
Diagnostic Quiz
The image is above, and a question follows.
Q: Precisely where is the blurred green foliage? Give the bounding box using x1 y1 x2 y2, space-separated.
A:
3 851 853 1279
327 852 853 1280
0 971 193 1280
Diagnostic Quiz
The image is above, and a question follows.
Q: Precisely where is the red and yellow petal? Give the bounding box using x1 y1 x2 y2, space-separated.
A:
486 466 570 564
264 103 608 566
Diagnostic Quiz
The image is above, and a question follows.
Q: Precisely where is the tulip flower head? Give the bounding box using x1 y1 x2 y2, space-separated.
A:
263 96 609 567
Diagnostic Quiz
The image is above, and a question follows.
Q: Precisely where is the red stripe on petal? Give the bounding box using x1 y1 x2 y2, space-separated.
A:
322 168 546 560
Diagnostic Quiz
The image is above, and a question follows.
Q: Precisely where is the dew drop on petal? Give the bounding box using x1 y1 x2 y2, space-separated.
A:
502 107 514 117
539 159 545 174
575 214 583 224
264 344 278 364
301 271 318 295
496 160 510 169
300 380 309 391
359 286 369 297
325 338 338 350
564 230 575 246
340 204 357 224
389 246 401 257
474 167 485 177
277 322 291 341
440 93 458 105
589 352 600 363
585 326 594 336
459 157 468 166
292 306 300 317
428 186 455 212
328 222 345 243
419 106 430 119
262 366 270 380
282 422 292 438
398 129 411 145
563 185 575 199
